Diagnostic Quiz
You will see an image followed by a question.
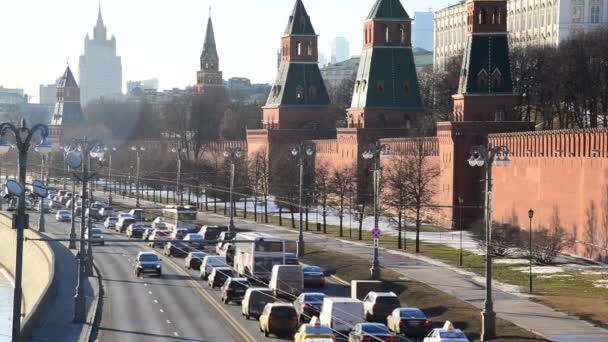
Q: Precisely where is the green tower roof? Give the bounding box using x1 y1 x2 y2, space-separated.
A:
367 0 410 20
284 0 316 35
202 16 218 59
458 35 514 94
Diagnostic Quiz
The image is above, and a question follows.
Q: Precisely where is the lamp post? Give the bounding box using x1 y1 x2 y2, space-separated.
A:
458 196 464 266
362 141 388 281
104 146 117 206
35 143 52 233
467 144 511 341
223 147 242 232
131 146 145 208
528 208 534 293
172 145 187 206
0 119 50 342
64 138 104 322
291 142 315 257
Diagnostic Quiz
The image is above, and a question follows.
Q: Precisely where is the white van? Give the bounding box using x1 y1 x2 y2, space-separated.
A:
319 297 364 333
269 265 303 299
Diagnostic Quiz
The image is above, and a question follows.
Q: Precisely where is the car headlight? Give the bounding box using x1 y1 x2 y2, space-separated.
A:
156 264 161 268
99 235 104 239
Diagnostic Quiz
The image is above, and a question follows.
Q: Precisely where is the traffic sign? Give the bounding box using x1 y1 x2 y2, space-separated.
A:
371 227 381 239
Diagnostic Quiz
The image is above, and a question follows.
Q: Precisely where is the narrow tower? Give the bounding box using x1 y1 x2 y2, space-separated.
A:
49 66 84 141
263 0 331 130
348 0 424 129
197 13 224 94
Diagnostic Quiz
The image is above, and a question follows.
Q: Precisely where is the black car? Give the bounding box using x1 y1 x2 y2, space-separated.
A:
164 241 189 257
220 277 250 304
348 323 392 342
127 224 146 238
387 308 431 337
135 252 162 277
293 292 326 323
302 266 325 287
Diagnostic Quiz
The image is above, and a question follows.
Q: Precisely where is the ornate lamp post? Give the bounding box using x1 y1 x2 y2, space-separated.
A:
467 144 511 341
223 147 242 232
172 145 187 206
291 142 314 257
35 140 52 233
0 120 50 342
528 208 534 293
362 141 388 281
131 146 146 208
458 196 464 266
104 146 117 206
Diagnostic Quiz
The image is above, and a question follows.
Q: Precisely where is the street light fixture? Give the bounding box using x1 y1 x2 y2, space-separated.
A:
34 139 52 233
291 142 315 257
104 146 117 206
528 208 534 293
0 119 49 342
131 146 146 208
172 145 187 205
468 144 510 341
223 147 242 232
362 141 388 281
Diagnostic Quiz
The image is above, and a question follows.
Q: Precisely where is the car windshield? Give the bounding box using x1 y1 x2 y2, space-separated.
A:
59 211 70 215
231 281 248 290
361 324 390 334
303 266 321 273
271 306 295 318
191 252 207 258
91 229 103 235
157 231 168 236
208 258 226 266
139 254 158 262
399 309 425 318
187 234 202 240
439 331 466 338
304 294 325 302
376 296 400 305
305 326 333 335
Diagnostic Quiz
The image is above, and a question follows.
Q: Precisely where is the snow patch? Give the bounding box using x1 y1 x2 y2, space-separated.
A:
494 258 529 265
512 266 565 274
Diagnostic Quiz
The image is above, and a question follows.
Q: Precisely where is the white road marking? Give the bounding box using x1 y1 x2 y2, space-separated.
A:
144 283 147 286
154 299 158 303
173 332 179 337
160 309 164 313
148 291 152 295
166 320 171 324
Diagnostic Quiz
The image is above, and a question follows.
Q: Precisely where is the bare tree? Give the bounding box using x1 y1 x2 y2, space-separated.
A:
383 154 410 249
329 164 356 237
313 162 331 234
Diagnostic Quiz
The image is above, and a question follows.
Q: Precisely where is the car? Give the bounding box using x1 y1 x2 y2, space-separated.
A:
35 199 52 213
50 200 63 209
348 323 393 342
135 251 162 277
183 233 204 248
164 241 188 257
208 267 234 288
363 292 401 323
184 251 208 270
284 252 299 265
423 321 469 342
302 265 326 287
126 223 146 238
58 190 68 197
104 216 118 229
387 307 431 337
270 265 303 298
294 317 335 342
152 221 168 230
85 207 102 221
85 227 105 245
129 208 144 221
200 256 228 280
142 228 155 241
220 277 249 304
116 217 136 233
259 303 298 338
55 210 72 222
152 216 165 227
198 225 228 241
218 242 235 265
117 212 133 220
148 230 169 248
320 297 365 333
99 207 115 218
241 288 275 320
169 228 189 241
293 292 326 323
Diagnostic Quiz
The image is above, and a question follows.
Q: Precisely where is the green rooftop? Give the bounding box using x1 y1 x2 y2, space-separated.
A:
367 0 410 20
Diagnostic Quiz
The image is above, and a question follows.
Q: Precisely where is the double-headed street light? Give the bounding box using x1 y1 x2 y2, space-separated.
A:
223 148 242 232
172 145 187 205
35 139 52 233
131 146 146 208
104 146 117 206
362 141 388 281
0 119 50 342
291 143 314 257
467 144 510 341
528 208 534 293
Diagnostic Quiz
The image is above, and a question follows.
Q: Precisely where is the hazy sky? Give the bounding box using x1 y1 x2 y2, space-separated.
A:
0 0 457 101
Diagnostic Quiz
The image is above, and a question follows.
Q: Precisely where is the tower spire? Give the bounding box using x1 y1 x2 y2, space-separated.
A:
197 7 223 94
97 1 103 25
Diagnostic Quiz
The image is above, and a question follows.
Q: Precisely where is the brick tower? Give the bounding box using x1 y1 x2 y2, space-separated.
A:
437 0 533 227
49 65 84 142
197 13 224 95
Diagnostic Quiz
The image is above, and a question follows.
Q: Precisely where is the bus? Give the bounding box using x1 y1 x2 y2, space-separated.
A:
162 205 199 231
234 232 285 281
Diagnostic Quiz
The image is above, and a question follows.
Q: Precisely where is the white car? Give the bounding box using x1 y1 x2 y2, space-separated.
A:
55 210 72 222
423 321 469 342
104 216 118 229
117 213 134 220
85 227 105 246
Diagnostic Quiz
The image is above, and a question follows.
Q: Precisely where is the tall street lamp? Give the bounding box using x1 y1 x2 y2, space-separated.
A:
0 119 50 342
104 146 117 206
458 196 464 266
131 146 145 208
172 144 187 206
528 208 534 293
63 146 78 250
467 144 511 341
35 141 52 233
291 142 314 257
65 138 104 323
223 147 242 232
362 141 388 281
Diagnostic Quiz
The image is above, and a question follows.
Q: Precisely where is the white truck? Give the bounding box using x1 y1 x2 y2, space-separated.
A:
319 297 364 333
269 265 303 298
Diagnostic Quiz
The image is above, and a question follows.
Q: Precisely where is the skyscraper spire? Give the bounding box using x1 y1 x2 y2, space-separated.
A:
97 1 104 25
94 2 107 40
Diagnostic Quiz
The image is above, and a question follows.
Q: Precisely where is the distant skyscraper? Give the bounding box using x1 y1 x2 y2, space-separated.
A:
318 53 328 68
39 83 57 106
331 37 349 64
79 5 122 105
412 11 434 51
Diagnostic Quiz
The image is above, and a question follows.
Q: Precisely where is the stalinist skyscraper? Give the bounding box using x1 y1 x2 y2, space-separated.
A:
79 5 122 106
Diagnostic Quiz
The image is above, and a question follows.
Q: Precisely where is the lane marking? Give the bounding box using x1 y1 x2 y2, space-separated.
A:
160 309 164 313
173 332 179 337
154 299 158 303
166 320 172 324
148 291 152 295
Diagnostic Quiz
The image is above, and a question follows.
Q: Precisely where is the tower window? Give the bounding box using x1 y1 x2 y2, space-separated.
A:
296 85 304 99
492 7 499 24
479 8 487 24
308 85 317 98
492 68 502 89
362 80 367 92
399 25 406 44
477 69 488 90
364 28 368 44
383 25 390 43
355 81 361 92
402 80 411 95
297 41 302 56
377 81 385 93
307 43 313 56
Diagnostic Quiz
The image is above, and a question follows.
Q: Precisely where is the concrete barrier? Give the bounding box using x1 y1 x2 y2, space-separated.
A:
0 213 55 340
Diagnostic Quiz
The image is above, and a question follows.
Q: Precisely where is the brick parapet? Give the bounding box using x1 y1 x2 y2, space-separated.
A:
380 137 439 156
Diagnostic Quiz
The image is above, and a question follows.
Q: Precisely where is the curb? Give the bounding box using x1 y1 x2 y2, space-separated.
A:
79 261 104 342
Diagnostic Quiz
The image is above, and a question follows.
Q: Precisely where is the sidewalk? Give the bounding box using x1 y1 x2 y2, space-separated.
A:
114 195 608 341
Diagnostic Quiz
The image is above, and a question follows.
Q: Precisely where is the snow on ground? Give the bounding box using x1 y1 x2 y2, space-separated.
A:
593 280 608 289
494 258 529 265
512 266 565 274
538 274 573 279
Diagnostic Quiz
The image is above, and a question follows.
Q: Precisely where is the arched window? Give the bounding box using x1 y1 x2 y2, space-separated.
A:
477 69 488 90
384 25 390 43
362 80 367 92
296 42 302 56
402 80 411 95
478 8 487 24
379 114 388 128
308 85 317 98
364 28 368 44
307 43 313 56
399 25 406 44
296 85 304 99
492 68 502 89
355 81 361 92
492 7 499 24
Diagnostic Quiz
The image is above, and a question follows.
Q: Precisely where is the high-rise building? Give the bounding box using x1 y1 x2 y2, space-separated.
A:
331 37 350 64
79 5 123 105
127 79 159 94
39 83 57 106
434 0 608 70
412 11 434 51
196 13 224 95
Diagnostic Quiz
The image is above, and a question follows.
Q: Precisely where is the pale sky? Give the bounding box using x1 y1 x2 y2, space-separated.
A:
0 0 457 101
